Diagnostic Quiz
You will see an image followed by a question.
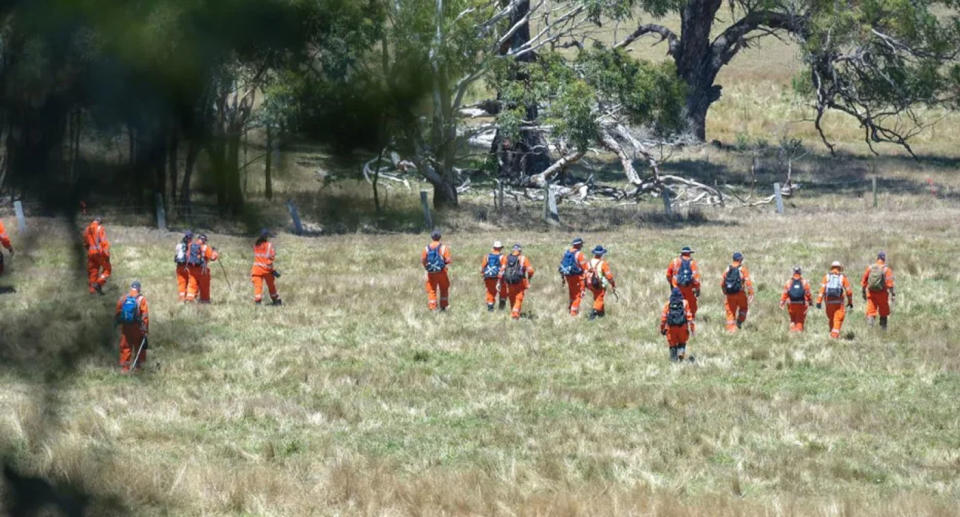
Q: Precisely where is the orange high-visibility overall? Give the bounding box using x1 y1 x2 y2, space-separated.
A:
84 221 111 293
586 258 616 313
666 256 701 316
780 275 813 332
504 253 534 319
660 298 695 347
421 241 452 310
115 290 149 371
862 260 895 318
0 220 12 275
721 262 753 332
251 241 279 303
481 251 507 306
187 240 219 303
817 270 853 338
563 248 589 315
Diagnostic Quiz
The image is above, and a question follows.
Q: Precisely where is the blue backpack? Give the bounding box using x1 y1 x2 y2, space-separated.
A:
425 245 446 273
676 259 694 286
120 295 140 324
483 253 501 278
187 242 204 266
558 250 583 276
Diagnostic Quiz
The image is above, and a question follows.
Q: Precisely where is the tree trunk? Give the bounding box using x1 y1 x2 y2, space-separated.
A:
264 125 273 200
676 0 724 141
179 139 198 211
168 128 179 205
225 131 243 213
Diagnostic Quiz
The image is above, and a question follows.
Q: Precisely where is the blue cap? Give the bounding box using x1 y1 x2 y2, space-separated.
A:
131 281 141 292
430 230 441 241
670 287 684 302
513 243 522 251
592 245 607 255
733 252 743 261
184 230 193 240
259 228 273 239
572 237 584 246
878 251 886 260
681 246 694 255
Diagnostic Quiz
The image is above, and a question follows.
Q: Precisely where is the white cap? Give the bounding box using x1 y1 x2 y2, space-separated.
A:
493 240 503 249
831 260 843 269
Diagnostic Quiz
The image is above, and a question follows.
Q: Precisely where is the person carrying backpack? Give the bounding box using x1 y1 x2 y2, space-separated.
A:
186 233 220 304
861 251 895 329
251 229 282 305
779 266 813 332
558 237 589 316
0 219 14 276
720 252 754 332
816 261 854 338
585 245 616 320
83 216 111 295
420 230 452 311
660 287 695 362
665 246 701 317
503 243 534 319
174 231 193 301
480 240 507 312
114 281 149 373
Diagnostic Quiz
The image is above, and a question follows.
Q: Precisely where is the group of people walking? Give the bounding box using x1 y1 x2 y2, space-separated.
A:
77 218 285 372
421 235 898 362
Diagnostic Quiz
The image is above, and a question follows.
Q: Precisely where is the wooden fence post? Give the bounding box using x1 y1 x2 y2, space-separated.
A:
662 189 672 217
13 201 25 234
420 190 433 230
543 183 559 224
774 182 784 215
155 192 167 230
872 177 878 208
286 200 303 236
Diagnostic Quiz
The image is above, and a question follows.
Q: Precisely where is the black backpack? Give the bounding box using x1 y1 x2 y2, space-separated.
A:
676 259 694 286
667 300 687 326
788 278 805 302
724 266 743 294
503 255 525 284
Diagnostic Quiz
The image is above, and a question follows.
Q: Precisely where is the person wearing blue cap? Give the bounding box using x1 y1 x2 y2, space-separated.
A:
175 231 193 301
861 251 895 329
665 246 701 317
585 245 616 319
660 287 694 362
721 251 754 332
115 280 149 372
558 237 589 316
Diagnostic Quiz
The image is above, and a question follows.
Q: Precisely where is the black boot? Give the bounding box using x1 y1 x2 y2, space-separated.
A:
879 316 888 329
676 345 686 362
589 310 598 321
498 299 506 310
595 310 605 319
487 303 495 312
669 347 679 362
271 298 283 306
94 284 104 296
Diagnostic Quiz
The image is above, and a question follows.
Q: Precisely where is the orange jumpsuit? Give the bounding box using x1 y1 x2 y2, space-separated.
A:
115 290 149 372
861 260 895 319
481 251 507 307
504 252 534 319
587 257 616 313
251 241 280 303
563 248 589 315
175 240 190 301
421 241 452 310
721 262 754 332
0 220 12 275
660 299 695 347
779 275 813 332
816 270 853 338
666 256 701 316
84 220 111 293
187 240 219 303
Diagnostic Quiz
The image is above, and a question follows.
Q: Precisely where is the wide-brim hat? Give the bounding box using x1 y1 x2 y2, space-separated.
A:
793 266 802 274
493 240 503 249
680 246 694 254
732 252 744 261
592 245 607 255
572 237 584 246
831 260 843 269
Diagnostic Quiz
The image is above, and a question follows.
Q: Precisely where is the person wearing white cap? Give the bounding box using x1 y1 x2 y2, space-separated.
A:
481 240 508 312
816 261 854 338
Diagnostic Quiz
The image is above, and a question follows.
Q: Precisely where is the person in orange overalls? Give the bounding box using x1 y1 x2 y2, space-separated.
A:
84 216 111 294
660 287 695 362
861 251 896 329
0 219 14 275
115 281 149 373
779 266 813 332
251 229 282 305
421 230 451 311
559 237 589 316
481 240 507 312
816 261 854 338
503 243 534 319
186 233 220 304
721 252 754 332
174 231 193 301
665 246 701 317
585 245 616 320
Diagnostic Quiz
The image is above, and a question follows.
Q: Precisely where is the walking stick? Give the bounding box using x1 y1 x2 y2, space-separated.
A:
130 335 147 372
217 259 232 290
